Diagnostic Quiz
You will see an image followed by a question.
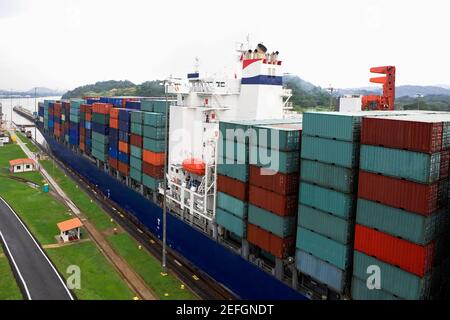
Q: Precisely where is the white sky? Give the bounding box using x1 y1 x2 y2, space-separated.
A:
0 0 449 91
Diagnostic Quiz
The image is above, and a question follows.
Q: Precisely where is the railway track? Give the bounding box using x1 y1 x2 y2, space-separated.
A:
36 140 235 300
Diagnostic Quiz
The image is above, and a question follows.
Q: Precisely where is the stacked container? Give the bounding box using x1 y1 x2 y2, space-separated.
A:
108 108 120 170
247 123 301 260
53 102 63 138
352 114 450 300
118 109 132 176
69 99 84 146
47 102 55 133
91 103 112 163
62 101 70 143
130 110 144 183
296 112 370 294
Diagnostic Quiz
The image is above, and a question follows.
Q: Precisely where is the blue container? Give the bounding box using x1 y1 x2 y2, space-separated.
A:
118 151 130 164
125 101 141 110
119 120 130 132
118 109 131 122
119 130 130 143
92 123 109 135
109 148 119 159
109 128 119 137
85 121 91 130
86 98 100 105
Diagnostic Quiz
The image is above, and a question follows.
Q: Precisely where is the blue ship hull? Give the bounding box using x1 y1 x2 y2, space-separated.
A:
41 129 306 300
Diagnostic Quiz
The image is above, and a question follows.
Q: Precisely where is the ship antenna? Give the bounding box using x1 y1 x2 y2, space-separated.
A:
194 57 200 74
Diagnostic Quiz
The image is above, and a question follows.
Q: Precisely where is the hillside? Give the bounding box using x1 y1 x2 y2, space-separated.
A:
0 87 65 97
337 85 450 98
396 95 450 111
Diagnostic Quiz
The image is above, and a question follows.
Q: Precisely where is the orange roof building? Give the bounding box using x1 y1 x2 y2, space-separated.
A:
57 218 83 242
9 158 36 173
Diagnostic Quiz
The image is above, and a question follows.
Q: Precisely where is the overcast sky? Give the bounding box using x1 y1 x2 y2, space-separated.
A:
0 0 449 91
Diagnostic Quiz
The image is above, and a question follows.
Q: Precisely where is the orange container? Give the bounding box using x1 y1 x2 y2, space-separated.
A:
217 174 248 202
118 162 130 175
79 143 85 151
143 150 165 166
119 141 130 153
247 224 295 259
354 224 435 277
86 113 92 121
110 108 120 119
109 158 118 170
92 102 112 115
248 185 297 217
110 119 119 129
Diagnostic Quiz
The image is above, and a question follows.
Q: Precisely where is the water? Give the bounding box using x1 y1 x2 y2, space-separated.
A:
0 96 61 144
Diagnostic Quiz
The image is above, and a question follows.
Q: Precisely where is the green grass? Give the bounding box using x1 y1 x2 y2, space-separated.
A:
46 242 135 300
107 233 197 300
40 160 115 231
0 247 23 300
14 131 39 153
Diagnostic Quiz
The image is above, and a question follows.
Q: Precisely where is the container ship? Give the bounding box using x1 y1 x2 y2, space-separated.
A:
35 44 450 300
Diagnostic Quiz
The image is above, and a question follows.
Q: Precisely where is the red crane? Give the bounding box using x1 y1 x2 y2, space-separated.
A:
362 66 396 110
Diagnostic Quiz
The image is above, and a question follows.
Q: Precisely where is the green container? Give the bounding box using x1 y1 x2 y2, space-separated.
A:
217 162 249 182
360 145 441 184
248 205 295 238
218 140 249 162
353 251 431 300
70 115 80 123
301 135 359 168
153 100 169 114
130 146 142 159
131 122 143 135
91 148 107 162
253 123 302 151
130 167 142 183
302 112 365 142
130 156 142 170
356 199 449 245
140 100 154 112
143 112 166 127
296 227 351 270
70 99 85 109
131 111 144 124
443 121 450 149
92 113 109 125
92 141 108 153
351 277 401 300
65 135 69 143
299 182 355 219
300 159 356 194
217 192 247 219
250 145 300 174
92 132 109 144
216 208 246 238
142 174 162 191
143 125 166 139
298 205 353 244
143 137 165 153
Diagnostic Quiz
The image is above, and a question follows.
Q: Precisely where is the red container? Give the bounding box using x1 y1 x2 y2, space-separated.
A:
109 158 118 170
248 185 297 217
361 116 443 153
110 108 120 119
118 141 130 154
217 174 248 202
440 150 450 179
118 162 130 175
142 162 164 179
130 134 143 148
79 143 85 151
92 103 112 115
86 113 92 121
355 224 435 277
143 150 165 166
80 127 86 137
249 165 299 195
358 171 444 216
110 119 119 129
247 224 295 259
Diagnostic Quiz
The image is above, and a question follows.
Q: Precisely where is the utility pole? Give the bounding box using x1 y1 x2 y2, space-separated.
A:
416 93 423 110
325 85 336 110
34 87 37 143
162 80 169 274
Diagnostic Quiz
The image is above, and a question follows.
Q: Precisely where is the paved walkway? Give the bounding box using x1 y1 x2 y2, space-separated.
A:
0 197 74 300
11 131 156 300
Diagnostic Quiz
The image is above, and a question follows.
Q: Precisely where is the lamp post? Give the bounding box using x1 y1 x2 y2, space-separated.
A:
34 88 37 144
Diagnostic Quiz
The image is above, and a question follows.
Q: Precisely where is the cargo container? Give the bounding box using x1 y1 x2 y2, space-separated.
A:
298 205 353 244
143 137 165 153
360 145 441 184
217 192 248 219
142 162 164 179
143 112 166 127
252 123 302 151
299 182 355 219
249 165 299 195
216 208 247 238
217 174 247 202
247 223 295 259
142 150 165 166
217 162 249 182
248 205 296 238
130 167 142 183
296 249 347 293
249 185 297 217
358 171 447 216
296 227 351 270
249 145 300 174
351 277 401 300
354 224 435 277
142 173 162 191
300 160 356 194
356 199 450 245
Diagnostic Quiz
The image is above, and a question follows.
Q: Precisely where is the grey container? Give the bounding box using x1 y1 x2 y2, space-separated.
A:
360 145 441 184
249 145 300 174
299 182 355 219
300 159 357 194
217 192 248 219
130 167 142 183
351 277 401 300
248 205 296 238
143 112 166 127
216 208 246 238
143 137 165 153
353 251 432 300
130 156 142 170
131 111 144 124
143 125 166 140
298 205 353 244
301 135 359 168
296 249 347 293
217 161 249 182
356 199 450 245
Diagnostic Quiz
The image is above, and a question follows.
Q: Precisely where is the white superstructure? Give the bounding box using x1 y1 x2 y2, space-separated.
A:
161 44 292 233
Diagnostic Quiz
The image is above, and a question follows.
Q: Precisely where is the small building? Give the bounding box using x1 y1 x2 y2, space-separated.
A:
9 158 36 173
57 218 83 243
0 133 9 145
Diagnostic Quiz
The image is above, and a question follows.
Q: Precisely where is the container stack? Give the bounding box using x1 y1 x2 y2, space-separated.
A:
53 102 63 138
69 99 83 146
62 101 70 143
37 102 44 123
352 114 450 300
296 112 368 295
108 108 120 171
118 109 132 176
141 110 166 192
79 104 91 153
47 102 55 134
43 100 50 130
91 103 112 163
130 111 144 184
247 123 301 260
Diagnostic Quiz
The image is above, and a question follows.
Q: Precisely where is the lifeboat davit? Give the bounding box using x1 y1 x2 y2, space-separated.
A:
182 158 206 175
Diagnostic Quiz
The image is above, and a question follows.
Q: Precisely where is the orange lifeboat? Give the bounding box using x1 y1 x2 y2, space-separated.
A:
182 158 206 176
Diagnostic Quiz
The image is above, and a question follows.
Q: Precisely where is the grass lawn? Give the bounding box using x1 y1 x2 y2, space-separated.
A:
46 242 135 300
0 247 23 300
108 233 197 300
14 131 39 153
40 160 115 231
